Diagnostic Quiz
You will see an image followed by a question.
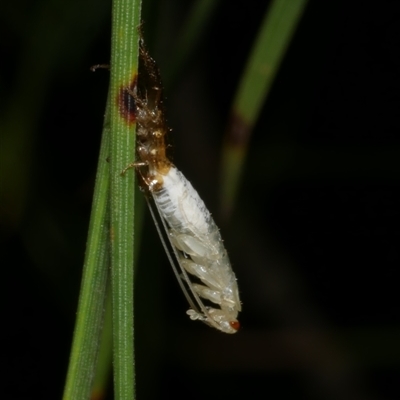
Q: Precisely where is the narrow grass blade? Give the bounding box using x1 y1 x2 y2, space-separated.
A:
62 98 111 400
220 0 309 219
91 285 113 400
109 0 142 399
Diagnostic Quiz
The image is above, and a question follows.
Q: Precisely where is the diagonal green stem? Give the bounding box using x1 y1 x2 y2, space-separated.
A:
220 0 309 219
62 96 111 400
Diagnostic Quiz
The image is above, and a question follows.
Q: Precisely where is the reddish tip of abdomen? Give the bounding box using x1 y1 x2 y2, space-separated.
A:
230 320 240 331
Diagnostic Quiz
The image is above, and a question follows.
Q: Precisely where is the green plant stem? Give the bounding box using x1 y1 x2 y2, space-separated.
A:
62 97 111 400
220 0 309 218
91 284 113 399
109 0 141 399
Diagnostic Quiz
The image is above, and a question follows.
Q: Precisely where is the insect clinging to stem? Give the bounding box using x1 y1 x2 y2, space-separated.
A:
127 38 241 334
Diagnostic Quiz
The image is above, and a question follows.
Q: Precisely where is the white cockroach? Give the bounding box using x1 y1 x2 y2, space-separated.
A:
130 39 241 333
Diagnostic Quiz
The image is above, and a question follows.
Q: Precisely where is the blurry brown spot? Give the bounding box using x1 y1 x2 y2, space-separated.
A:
225 112 251 148
90 389 105 400
117 75 138 125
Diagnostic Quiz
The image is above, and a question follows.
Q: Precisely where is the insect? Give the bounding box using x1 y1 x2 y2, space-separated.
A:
131 39 241 334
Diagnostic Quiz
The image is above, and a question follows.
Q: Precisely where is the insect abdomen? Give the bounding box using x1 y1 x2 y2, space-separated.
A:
151 166 241 323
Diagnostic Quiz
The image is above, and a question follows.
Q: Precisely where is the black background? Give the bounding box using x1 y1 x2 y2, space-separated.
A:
1 0 399 399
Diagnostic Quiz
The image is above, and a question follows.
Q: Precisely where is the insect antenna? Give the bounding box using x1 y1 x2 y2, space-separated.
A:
146 199 199 312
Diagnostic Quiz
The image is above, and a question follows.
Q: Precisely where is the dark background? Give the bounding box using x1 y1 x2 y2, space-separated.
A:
1 0 399 399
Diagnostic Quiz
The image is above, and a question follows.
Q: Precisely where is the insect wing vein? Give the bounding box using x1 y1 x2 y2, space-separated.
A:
147 196 219 329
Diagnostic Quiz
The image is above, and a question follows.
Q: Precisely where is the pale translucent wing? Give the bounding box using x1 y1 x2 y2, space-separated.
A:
146 196 220 330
